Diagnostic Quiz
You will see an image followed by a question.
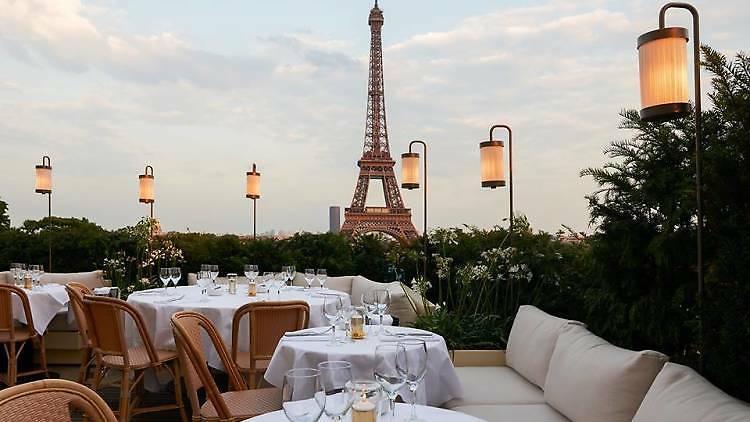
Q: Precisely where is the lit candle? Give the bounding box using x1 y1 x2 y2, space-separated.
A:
352 390 376 422
350 314 365 339
247 281 257 297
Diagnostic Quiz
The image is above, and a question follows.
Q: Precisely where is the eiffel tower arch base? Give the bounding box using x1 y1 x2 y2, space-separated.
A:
341 208 418 242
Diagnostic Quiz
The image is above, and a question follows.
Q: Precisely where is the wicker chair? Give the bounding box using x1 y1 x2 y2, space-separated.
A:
65 282 95 384
0 378 117 422
0 284 49 386
231 301 309 388
81 295 186 422
171 311 281 422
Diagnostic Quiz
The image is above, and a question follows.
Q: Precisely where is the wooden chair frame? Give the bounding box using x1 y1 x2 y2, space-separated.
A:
0 378 117 422
0 284 49 386
82 294 186 422
231 300 309 388
65 282 96 385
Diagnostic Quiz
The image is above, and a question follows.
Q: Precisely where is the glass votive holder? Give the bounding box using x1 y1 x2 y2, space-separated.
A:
347 380 382 422
227 273 237 294
350 308 366 340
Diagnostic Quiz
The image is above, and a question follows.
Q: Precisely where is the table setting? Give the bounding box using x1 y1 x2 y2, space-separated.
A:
8 263 70 334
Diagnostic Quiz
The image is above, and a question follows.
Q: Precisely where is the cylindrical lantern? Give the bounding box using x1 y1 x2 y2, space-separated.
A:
480 140 505 188
637 27 690 121
246 163 261 199
35 156 52 194
139 165 155 203
401 152 420 189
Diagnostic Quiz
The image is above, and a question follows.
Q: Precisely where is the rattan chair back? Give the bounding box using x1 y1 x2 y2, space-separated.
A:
231 301 309 365
0 378 117 422
0 284 37 341
65 282 92 346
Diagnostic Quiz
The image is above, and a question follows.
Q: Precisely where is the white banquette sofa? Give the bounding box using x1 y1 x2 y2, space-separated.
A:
446 305 750 421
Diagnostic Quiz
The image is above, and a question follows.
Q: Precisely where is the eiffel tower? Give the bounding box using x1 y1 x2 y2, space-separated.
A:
341 1 418 241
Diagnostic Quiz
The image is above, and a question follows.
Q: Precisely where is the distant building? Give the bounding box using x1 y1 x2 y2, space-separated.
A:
329 206 341 234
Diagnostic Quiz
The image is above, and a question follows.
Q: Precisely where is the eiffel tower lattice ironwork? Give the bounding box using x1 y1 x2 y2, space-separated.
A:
341 1 418 241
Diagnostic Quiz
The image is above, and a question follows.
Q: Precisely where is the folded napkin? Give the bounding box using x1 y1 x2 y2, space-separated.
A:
378 328 439 342
312 291 348 298
93 287 112 295
153 294 185 304
283 327 333 340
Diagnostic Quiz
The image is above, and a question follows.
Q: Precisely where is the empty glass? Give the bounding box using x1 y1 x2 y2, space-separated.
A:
361 292 378 328
209 264 219 284
318 361 354 421
287 265 296 286
170 267 181 290
244 264 259 283
317 269 328 290
28 265 42 289
282 368 325 422
396 339 429 421
322 295 343 346
196 270 212 302
304 269 315 291
374 289 391 333
159 268 170 293
375 344 407 421
10 263 25 288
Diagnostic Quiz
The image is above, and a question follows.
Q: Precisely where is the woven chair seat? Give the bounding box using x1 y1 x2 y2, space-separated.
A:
102 346 177 369
200 389 281 421
0 327 34 342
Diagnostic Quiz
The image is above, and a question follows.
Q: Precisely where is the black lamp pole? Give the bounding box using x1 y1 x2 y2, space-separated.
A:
489 124 514 233
402 140 428 276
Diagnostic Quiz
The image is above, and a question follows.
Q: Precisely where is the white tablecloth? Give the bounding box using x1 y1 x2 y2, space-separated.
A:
264 325 463 407
243 403 483 421
11 284 69 334
126 285 352 369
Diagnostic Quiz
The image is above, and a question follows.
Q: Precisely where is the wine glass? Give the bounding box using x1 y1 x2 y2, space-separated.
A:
281 266 290 287
28 265 40 289
170 267 181 292
159 268 170 294
36 265 45 288
361 291 378 332
11 263 26 288
317 361 354 421
244 264 259 283
304 269 315 292
396 339 429 421
317 269 328 290
282 368 325 422
209 264 219 285
322 295 343 346
196 271 212 302
287 265 296 287
375 344 407 421
374 289 391 334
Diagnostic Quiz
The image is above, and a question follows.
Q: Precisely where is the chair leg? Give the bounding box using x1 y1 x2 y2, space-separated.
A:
118 369 131 422
78 347 92 384
36 336 49 378
171 361 188 422
8 341 17 386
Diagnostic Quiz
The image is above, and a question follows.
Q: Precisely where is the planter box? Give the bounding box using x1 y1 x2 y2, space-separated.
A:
450 349 505 367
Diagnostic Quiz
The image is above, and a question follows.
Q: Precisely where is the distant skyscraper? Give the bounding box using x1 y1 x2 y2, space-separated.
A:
329 206 341 234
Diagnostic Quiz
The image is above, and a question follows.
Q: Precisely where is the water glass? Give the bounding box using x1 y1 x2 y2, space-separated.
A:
396 339 429 421
287 265 296 286
244 264 259 282
159 268 170 293
374 289 391 333
282 368 325 422
170 267 181 290
322 295 343 346
318 361 354 421
304 269 315 291
374 344 407 421
10 263 26 288
209 264 219 284
317 269 328 290
361 291 378 332
196 270 212 302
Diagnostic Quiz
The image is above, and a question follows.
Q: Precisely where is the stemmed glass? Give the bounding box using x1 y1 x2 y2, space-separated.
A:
317 269 327 290
374 289 391 333
374 344 407 421
159 268 170 294
287 265 296 287
209 264 219 286
322 295 343 346
396 339 429 422
170 267 181 292
361 292 377 329
244 264 259 284
196 271 212 302
282 368 325 422
304 269 315 292
10 263 26 288
317 361 355 421
28 265 42 289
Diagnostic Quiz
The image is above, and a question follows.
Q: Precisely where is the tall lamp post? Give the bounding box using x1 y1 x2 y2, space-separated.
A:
637 2 704 370
480 124 514 233
139 165 155 219
401 140 428 276
35 156 52 271
246 163 261 239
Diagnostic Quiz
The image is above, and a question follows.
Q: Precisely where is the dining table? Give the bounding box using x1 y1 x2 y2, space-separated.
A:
10 283 69 334
264 325 463 407
242 403 483 421
126 284 352 370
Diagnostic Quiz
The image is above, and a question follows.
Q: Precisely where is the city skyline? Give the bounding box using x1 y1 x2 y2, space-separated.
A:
1 0 749 235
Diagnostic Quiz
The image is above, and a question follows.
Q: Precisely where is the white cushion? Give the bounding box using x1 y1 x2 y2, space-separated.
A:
633 362 750 422
544 324 668 422
505 305 579 388
452 404 569 422
0 271 10 284
350 276 417 324
39 270 105 290
444 366 545 408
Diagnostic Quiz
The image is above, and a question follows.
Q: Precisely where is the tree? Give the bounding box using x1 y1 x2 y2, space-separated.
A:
0 197 9 230
581 47 750 400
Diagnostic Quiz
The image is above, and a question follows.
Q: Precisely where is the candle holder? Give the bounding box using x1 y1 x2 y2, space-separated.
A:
347 380 383 422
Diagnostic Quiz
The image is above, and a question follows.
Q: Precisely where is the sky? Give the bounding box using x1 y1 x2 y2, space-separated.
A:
0 0 748 236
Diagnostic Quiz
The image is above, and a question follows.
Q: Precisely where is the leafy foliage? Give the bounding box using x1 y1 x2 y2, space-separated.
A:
0 198 9 231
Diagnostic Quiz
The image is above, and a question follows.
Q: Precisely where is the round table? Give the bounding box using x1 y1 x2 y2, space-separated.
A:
11 283 69 334
242 403 483 421
126 285 351 369
264 325 463 407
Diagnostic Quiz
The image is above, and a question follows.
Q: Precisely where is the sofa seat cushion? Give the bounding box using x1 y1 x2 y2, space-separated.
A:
544 324 668 422
505 305 581 388
633 362 750 422
452 404 569 422
350 276 417 324
444 366 545 408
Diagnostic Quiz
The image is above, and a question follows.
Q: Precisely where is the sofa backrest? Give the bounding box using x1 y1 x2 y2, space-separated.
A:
40 271 105 290
351 275 417 325
544 324 668 422
505 305 580 388
0 271 10 284
633 362 750 421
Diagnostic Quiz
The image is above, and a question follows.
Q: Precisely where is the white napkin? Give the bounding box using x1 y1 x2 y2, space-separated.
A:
93 287 111 295
283 327 332 340
153 294 185 304
378 327 439 342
